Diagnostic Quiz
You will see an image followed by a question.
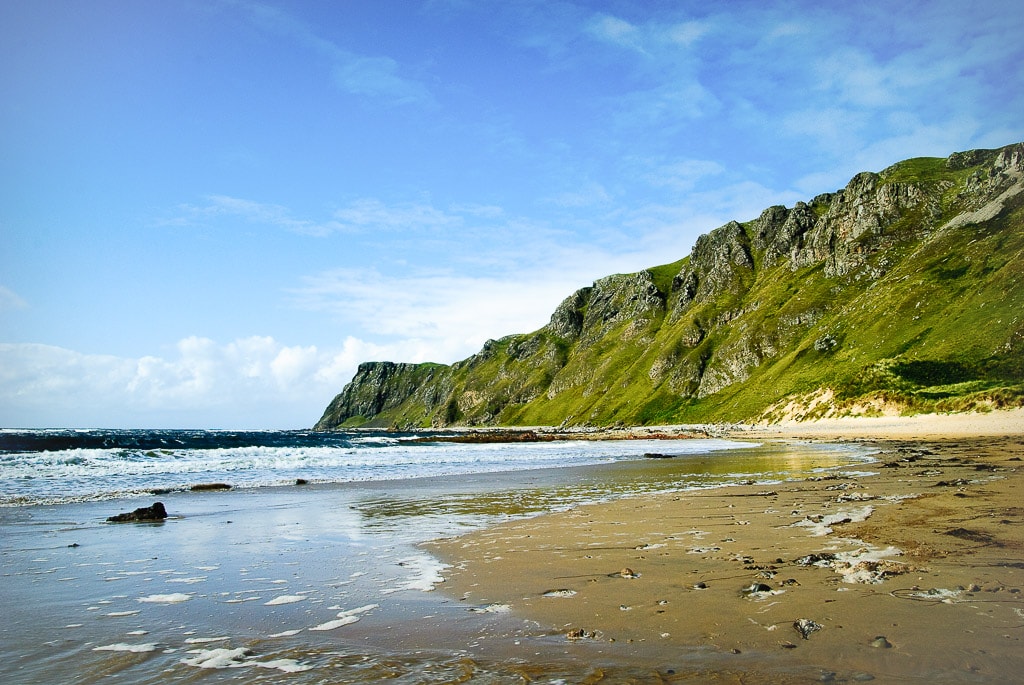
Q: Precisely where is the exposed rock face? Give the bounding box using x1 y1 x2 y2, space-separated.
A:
315 361 451 430
316 143 1024 429
670 221 754 317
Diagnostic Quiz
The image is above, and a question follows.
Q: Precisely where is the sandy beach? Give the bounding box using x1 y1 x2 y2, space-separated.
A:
427 409 1024 683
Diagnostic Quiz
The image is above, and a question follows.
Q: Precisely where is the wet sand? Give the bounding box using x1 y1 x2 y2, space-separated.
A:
427 410 1024 683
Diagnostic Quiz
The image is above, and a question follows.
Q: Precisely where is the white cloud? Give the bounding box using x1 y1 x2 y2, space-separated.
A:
587 14 646 53
545 181 613 208
239 1 432 106
331 199 463 232
289 267 579 348
332 56 432 105
666 20 709 46
168 195 348 236
642 159 725 191
0 337 411 429
0 285 28 312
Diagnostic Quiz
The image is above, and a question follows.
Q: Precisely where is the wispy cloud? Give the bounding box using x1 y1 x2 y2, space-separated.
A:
236 1 433 106
289 267 580 347
331 55 432 106
165 195 349 236
640 159 725 192
585 12 710 54
331 199 463 233
586 14 647 54
582 10 717 126
0 285 27 312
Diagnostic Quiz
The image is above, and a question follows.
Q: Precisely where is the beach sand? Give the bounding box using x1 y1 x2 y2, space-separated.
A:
427 409 1024 683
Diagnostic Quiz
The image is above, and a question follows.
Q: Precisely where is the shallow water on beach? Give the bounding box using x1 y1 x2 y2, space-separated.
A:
0 436 876 684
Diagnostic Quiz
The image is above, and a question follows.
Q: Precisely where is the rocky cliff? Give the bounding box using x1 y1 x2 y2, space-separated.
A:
315 143 1024 429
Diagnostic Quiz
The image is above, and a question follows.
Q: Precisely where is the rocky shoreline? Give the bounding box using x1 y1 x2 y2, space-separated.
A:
404 424 713 443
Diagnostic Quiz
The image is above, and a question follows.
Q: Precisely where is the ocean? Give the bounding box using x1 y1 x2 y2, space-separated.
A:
0 428 767 506
0 429 877 683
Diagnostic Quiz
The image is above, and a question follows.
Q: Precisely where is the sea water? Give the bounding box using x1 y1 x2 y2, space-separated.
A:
0 428 772 506
0 429 877 683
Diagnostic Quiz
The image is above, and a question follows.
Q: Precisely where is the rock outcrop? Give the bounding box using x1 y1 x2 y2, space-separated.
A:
107 502 168 523
315 143 1024 429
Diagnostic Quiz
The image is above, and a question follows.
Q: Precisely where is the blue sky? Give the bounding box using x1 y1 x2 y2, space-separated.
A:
2 0 1022 428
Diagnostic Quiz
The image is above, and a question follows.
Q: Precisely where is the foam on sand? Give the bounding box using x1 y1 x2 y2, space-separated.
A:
470 603 512 613
392 555 448 592
791 506 874 536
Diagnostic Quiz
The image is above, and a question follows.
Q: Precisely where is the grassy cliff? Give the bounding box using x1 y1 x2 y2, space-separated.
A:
315 143 1024 429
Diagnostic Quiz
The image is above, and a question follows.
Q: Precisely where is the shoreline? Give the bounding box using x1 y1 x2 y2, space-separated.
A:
426 410 1024 682
381 406 1024 442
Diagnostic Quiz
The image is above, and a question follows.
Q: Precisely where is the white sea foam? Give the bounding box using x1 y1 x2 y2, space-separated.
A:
138 593 192 603
308 603 378 631
470 603 512 613
93 643 158 653
264 594 306 605
908 587 962 602
309 616 361 631
268 629 302 637
182 647 251 669
255 658 313 672
394 555 448 592
105 610 141 617
833 545 905 584
791 506 874 536
181 647 312 672
339 603 379 617
185 636 230 644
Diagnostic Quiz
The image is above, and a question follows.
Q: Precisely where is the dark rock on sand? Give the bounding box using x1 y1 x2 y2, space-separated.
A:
611 567 640 578
190 483 232 491
795 552 836 566
934 478 970 487
743 582 774 595
566 628 598 640
107 502 168 523
945 527 996 543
